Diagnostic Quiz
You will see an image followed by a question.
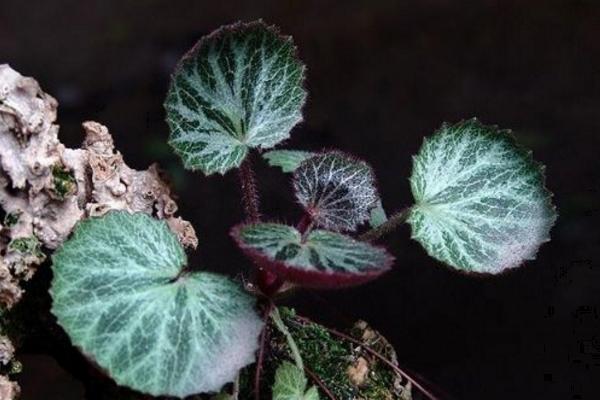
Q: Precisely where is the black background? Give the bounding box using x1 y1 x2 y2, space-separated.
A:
1 1 599 399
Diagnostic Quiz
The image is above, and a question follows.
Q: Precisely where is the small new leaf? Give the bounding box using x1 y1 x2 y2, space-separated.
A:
263 150 316 173
369 200 388 228
50 212 263 398
408 119 557 274
293 151 379 232
231 222 393 288
165 21 307 175
273 361 319 400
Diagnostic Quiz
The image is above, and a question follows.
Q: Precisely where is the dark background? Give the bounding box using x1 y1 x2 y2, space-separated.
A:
1 0 599 399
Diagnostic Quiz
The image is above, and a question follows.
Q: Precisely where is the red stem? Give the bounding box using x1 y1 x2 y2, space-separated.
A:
304 366 337 400
359 206 411 242
238 155 261 222
254 301 275 400
238 154 283 296
296 213 312 234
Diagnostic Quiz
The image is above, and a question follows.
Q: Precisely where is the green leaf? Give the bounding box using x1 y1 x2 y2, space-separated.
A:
50 211 263 397
369 200 388 228
231 222 393 287
165 21 307 175
408 119 557 274
263 150 315 173
293 151 379 232
272 361 319 400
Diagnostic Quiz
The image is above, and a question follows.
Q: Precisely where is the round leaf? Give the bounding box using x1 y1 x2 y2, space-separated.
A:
408 119 557 274
293 151 379 232
50 212 263 397
165 21 307 175
231 222 393 288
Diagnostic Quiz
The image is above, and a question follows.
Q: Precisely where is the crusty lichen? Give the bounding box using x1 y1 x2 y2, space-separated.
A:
0 374 20 400
0 64 199 397
0 63 198 303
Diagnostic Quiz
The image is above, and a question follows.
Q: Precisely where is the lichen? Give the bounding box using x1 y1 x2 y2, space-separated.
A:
50 164 76 200
8 236 43 258
0 64 199 397
0 64 198 304
2 211 20 228
0 374 20 400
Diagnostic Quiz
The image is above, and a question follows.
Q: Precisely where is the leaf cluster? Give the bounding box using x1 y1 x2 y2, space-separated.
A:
47 20 557 399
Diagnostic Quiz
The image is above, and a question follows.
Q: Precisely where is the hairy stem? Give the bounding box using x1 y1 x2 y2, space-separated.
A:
238 155 261 222
254 301 275 400
297 213 314 242
271 307 304 371
296 213 312 234
359 206 412 242
238 154 282 295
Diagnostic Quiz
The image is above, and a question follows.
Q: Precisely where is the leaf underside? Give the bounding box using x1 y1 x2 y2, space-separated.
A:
231 222 393 288
272 361 320 400
165 20 307 175
408 118 557 274
263 149 316 173
50 212 263 398
293 151 379 232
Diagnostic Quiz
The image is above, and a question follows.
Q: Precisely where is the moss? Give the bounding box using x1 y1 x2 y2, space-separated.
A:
217 308 413 400
268 308 412 400
3 211 21 228
51 164 76 200
8 237 43 258
279 308 356 399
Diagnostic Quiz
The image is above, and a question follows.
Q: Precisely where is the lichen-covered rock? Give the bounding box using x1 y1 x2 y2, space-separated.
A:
0 335 15 366
0 259 22 309
0 64 198 311
0 65 199 393
0 374 19 400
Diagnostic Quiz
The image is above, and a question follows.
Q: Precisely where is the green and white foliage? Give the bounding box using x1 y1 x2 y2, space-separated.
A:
50 212 263 398
232 222 393 287
408 119 557 274
263 149 316 173
293 151 379 232
369 200 388 228
165 21 307 175
272 361 319 400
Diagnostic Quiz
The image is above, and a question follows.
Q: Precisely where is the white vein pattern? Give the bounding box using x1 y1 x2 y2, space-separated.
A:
237 223 392 275
263 149 316 173
50 212 263 397
293 151 379 232
408 119 556 273
165 21 306 175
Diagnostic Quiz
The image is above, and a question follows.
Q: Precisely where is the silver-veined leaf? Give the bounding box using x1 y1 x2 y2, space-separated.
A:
272 361 319 400
165 21 307 175
408 119 557 274
293 151 379 232
231 222 393 288
50 211 263 397
263 150 315 173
